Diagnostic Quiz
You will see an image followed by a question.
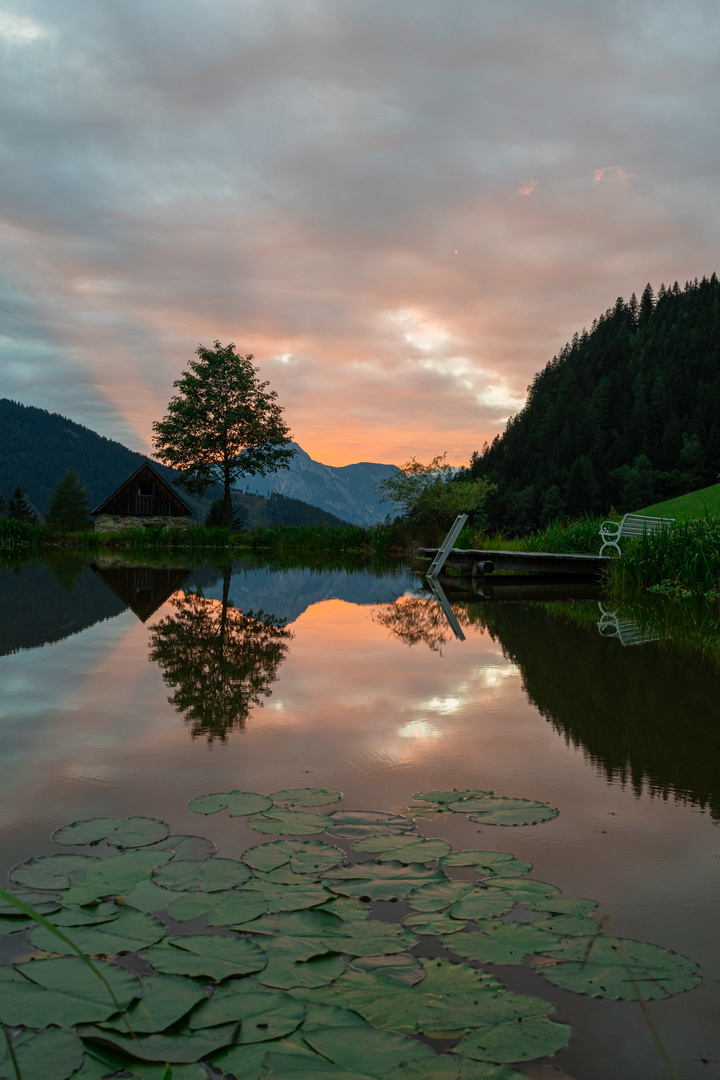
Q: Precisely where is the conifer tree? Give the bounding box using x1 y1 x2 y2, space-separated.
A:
7 485 37 523
46 468 91 529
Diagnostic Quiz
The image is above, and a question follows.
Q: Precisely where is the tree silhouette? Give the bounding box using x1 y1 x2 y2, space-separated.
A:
372 595 470 654
148 567 292 741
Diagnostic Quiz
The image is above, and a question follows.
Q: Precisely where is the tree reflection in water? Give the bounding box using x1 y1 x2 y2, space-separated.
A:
372 595 470 653
148 567 292 741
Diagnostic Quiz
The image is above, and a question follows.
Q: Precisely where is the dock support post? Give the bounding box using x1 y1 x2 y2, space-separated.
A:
426 514 468 579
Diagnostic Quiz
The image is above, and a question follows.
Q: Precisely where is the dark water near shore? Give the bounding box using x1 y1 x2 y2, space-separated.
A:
1 558 719 1079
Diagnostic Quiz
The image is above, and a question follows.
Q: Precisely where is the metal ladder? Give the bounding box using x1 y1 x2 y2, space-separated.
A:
425 514 468 579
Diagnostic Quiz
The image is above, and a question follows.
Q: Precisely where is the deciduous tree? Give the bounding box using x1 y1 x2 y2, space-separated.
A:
153 341 294 529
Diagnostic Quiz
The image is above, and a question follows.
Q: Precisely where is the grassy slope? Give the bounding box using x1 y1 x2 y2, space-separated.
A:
637 483 720 520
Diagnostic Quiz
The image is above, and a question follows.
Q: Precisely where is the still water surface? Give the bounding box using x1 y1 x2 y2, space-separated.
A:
1 559 719 1079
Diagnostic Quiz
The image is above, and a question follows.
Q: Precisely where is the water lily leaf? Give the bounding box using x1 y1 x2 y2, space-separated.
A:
122 878 187 914
301 1002 372 1030
531 896 598 917
76 1049 206 1080
259 950 346 989
535 913 602 937
0 915 33 935
439 851 533 876
329 861 445 902
537 935 701 999
323 920 418 957
452 1015 571 1063
62 851 172 906
168 889 268 927
243 840 344 875
100 973 207 1033
449 796 558 827
239 908 346 939
352 836 452 863
350 953 426 986
152 857 251 892
187 790 274 816
29 907 165 956
0 889 61 916
395 806 447 821
302 1022 464 1078
248 808 333 835
150 834 217 861
79 1022 237 1063
406 879 474 911
450 888 515 920
144 934 266 980
189 979 304 1040
0 1026 84 1080
292 958 509 1038
271 788 343 806
46 901 119 927
243 878 333 913
10 853 96 891
402 911 467 935
0 956 140 1027
449 922 560 965
413 790 492 805
51 817 170 849
325 811 415 839
485 878 559 903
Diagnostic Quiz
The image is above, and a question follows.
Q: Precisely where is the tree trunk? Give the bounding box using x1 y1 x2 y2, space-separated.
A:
223 464 233 530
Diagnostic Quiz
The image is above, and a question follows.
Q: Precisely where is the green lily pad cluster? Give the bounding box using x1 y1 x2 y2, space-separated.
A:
0 786 701 1079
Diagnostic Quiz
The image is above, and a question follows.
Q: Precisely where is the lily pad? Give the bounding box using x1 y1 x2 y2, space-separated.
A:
350 953 426 986
29 907 165 956
406 879 475 911
402 911 468 935
271 788 343 806
325 811 415 839
10 853 96 891
51 816 171 849
449 921 560 965
0 1026 84 1080
151 834 218 861
439 850 533 877
187 790 274 816
537 935 701 999
78 1022 238 1063
102 973 207 1033
189 980 305 1040
449 887 515 920
144 934 266 980
413 790 493 805
352 836 452 863
329 861 445 901
62 850 172 906
535 913 602 937
259 950 346 989
122 878 187 914
0 889 62 916
452 1015 571 1063
152 857 251 892
485 878 559 903
243 839 344 875
248 808 334 835
243 877 333 913
46 901 119 927
0 956 140 1027
168 889 268 926
451 796 558 827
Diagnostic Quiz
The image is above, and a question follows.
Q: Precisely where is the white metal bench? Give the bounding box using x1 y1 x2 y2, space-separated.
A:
598 512 674 556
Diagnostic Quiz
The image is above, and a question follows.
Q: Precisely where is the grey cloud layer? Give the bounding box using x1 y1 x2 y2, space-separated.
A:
1 0 719 462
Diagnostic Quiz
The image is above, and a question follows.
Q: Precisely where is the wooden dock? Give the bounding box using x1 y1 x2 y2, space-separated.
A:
419 547 608 577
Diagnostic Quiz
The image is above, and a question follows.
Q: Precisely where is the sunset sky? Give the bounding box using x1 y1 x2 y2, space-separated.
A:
2 1 719 467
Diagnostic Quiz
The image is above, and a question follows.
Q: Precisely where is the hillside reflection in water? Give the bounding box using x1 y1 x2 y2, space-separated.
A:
0 559 718 1079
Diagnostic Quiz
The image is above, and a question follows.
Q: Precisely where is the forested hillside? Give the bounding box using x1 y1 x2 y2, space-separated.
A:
466 275 720 533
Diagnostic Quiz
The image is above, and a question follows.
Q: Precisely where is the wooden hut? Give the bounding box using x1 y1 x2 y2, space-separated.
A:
91 461 194 533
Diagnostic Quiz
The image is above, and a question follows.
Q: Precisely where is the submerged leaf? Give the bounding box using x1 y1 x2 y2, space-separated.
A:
271 788 343 806
187 790 274 816
248 808 334 835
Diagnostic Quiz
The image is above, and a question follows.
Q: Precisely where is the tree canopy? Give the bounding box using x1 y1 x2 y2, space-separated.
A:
46 468 91 529
378 455 494 530
152 342 294 528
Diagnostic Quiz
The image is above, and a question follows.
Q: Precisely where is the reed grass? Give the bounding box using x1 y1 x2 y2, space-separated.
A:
458 515 604 555
605 517 720 598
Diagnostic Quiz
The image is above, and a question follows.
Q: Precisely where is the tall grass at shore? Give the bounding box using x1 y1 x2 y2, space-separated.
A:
605 517 720 599
456 515 605 555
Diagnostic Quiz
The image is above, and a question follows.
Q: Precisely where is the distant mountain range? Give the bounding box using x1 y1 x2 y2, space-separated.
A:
241 442 398 525
0 399 398 526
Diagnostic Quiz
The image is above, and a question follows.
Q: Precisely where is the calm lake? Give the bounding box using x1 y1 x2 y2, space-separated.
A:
1 558 719 1079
